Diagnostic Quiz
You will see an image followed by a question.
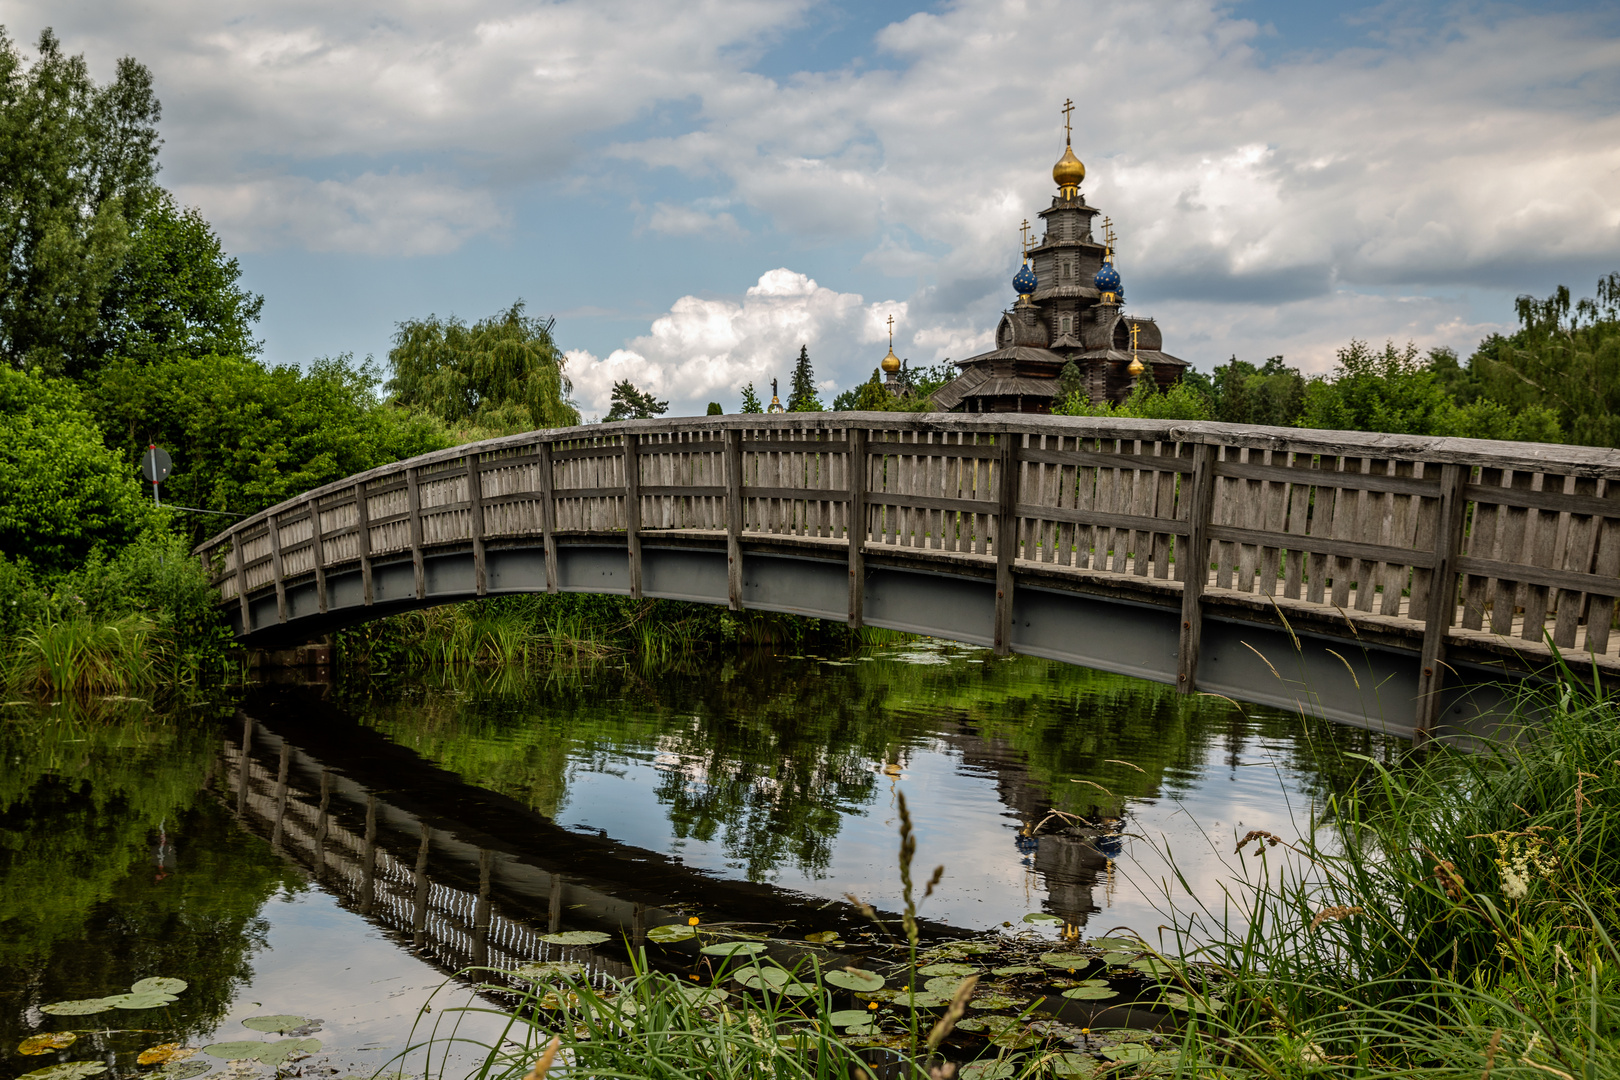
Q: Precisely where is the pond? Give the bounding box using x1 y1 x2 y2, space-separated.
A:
1 640 1402 1079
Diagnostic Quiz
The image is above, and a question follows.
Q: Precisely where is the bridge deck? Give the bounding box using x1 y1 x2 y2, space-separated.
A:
196 414 1620 740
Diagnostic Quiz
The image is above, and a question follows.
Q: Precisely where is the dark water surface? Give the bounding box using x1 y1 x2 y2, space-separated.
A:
1 642 1401 1078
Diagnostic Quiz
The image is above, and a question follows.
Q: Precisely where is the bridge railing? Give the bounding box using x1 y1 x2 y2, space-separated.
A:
196 414 1620 732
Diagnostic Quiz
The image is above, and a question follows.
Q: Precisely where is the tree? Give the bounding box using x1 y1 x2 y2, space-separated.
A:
832 369 901 411
1055 378 1212 421
739 383 763 414
89 193 263 369
604 379 668 422
86 352 449 535
1053 360 1084 407
786 345 821 412
388 301 579 433
0 29 162 376
706 402 723 415
0 367 153 572
1298 340 1457 436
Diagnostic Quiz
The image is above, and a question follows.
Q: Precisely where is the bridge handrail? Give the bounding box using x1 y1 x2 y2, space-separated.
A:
196 413 1620 735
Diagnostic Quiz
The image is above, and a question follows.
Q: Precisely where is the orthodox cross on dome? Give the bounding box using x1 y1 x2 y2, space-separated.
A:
1101 215 1117 256
1019 219 1032 260
1128 322 1146 376
887 313 895 347
1062 98 1074 144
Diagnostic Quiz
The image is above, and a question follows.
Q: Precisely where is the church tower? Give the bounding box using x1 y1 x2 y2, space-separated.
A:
933 102 1188 413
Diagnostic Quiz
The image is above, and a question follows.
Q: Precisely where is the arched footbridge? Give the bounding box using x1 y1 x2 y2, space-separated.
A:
195 415 1620 742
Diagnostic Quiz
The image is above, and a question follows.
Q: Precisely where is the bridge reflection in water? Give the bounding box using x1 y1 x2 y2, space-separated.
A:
219 689 1138 989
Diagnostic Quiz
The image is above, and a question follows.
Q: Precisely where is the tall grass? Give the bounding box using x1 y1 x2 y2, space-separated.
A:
1146 668 1620 1077
9 612 160 697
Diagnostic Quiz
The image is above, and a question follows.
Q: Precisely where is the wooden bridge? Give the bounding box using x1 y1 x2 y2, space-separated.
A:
195 414 1620 741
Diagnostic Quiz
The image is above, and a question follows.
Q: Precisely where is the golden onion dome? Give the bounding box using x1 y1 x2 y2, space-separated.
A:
881 346 901 374
1053 144 1086 192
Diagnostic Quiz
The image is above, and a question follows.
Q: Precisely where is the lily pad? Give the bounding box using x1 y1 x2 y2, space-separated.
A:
540 930 611 946
257 1038 321 1066
1100 1043 1160 1064
1131 957 1176 977
804 931 842 944
829 1009 878 1028
242 1015 311 1034
824 968 885 992
1021 912 1063 924
137 1044 197 1066
991 965 1044 977
967 993 1025 1010
842 1023 883 1037
674 985 729 1006
924 941 999 957
700 941 768 957
132 977 189 996
1049 1052 1098 1078
512 961 585 981
39 997 123 1016
155 1063 211 1080
18 1033 78 1055
115 992 177 1009
918 962 979 977
961 1061 1018 1080
989 1027 1038 1050
890 992 949 1009
1088 937 1143 951
19 1064 107 1080
734 965 791 990
1039 952 1089 970
1099 951 1136 967
1159 991 1224 1014
780 981 817 998
646 925 697 944
1060 985 1118 1001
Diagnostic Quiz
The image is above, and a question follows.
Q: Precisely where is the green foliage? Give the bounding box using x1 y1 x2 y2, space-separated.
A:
388 300 579 433
0 367 152 573
1053 360 1084 406
787 345 822 412
0 29 162 376
739 382 764 413
706 401 723 415
1191 355 1306 426
86 352 450 530
89 193 263 369
833 369 901 411
1055 377 1212 421
1297 339 1460 435
604 379 668 422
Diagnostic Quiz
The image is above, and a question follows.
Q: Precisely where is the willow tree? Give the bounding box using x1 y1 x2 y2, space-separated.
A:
388 301 579 434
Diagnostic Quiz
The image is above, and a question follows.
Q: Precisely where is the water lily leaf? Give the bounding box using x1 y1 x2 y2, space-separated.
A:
115 992 177 1009
824 968 885 992
990 965 1043 977
540 930 611 946
1049 1052 1098 1078
925 941 999 957
39 997 124 1016
674 985 729 1006
1087 937 1143 951
734 966 791 990
1100 1043 1157 1064
18 1033 78 1055
804 931 842 944
889 992 949 1009
961 1061 1018 1080
967 993 1024 1010
20 1063 107 1080
646 925 697 944
829 1009 877 1028
918 963 978 977
155 1063 211 1080
989 1027 1038 1050
780 981 817 998
132 977 188 996
241 1016 310 1034
137 1044 196 1066
512 962 585 981
255 1039 320 1066
700 941 767 957
1131 957 1176 977
842 1023 883 1037
538 991 581 1010
1060 985 1118 1001
1038 952 1089 970
1159 991 1223 1013
1021 913 1063 924
204 1042 273 1061
954 1017 988 1032
922 975 967 995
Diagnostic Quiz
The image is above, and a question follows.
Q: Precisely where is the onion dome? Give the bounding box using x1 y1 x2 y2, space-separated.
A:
881 346 901 375
1013 263 1038 296
1094 261 1121 298
1053 144 1085 196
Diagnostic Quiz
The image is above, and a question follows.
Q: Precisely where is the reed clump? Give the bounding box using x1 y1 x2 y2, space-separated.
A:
1151 667 1620 1077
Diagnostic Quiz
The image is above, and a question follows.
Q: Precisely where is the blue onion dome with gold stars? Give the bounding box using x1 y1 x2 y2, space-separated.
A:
1094 261 1121 296
1013 263 1037 296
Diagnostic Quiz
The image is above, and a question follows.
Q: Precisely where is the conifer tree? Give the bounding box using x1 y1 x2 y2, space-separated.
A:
787 345 822 412
603 379 668 422
739 383 763 414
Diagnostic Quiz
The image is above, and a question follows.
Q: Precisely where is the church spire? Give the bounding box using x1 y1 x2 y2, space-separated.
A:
1052 98 1085 199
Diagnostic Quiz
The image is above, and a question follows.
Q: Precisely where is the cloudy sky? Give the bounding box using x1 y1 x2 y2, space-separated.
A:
16 0 1620 416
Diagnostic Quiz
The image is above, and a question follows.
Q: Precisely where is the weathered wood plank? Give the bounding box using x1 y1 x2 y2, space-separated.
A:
726 429 744 611
537 441 559 593
355 482 374 605
848 428 867 627
406 468 425 601
1178 443 1217 692
1415 463 1469 741
309 500 328 614
269 514 287 623
993 434 1018 655
467 452 486 596
624 434 642 599
1206 524 1438 570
